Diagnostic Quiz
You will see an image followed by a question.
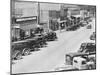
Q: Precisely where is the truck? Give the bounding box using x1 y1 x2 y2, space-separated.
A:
65 52 96 70
55 52 96 71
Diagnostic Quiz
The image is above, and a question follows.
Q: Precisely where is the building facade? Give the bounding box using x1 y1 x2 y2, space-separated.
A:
11 0 38 40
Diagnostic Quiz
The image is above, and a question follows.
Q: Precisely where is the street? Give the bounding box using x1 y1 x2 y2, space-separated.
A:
12 22 95 74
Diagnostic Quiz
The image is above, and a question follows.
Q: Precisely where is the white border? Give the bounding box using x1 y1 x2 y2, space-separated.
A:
0 0 100 75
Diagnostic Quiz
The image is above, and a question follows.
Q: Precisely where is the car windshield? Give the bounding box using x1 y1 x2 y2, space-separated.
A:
74 60 78 63
82 61 86 65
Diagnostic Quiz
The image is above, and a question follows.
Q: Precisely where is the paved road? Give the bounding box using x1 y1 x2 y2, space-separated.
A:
12 24 95 74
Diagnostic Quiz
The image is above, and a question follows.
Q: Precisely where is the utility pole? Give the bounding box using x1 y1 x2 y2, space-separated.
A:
59 4 64 32
37 2 40 24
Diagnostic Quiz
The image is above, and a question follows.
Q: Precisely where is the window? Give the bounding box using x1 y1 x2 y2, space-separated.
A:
82 61 86 65
74 60 78 63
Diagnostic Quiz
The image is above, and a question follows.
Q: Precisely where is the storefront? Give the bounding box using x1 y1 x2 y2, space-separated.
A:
11 16 38 41
11 1 39 41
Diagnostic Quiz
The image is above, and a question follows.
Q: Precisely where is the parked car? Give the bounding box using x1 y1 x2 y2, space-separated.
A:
87 54 96 69
34 33 47 47
12 41 31 60
80 21 87 27
11 39 37 60
78 43 96 54
87 24 92 29
45 31 57 41
90 32 96 40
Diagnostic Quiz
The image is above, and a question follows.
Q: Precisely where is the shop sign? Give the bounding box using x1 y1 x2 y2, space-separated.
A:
16 17 37 22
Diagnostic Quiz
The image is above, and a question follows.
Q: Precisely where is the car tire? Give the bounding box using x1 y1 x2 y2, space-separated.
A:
23 48 30 56
15 51 22 60
88 65 93 70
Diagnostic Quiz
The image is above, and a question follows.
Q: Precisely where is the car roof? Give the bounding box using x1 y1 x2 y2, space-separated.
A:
66 52 96 58
81 42 95 46
73 57 86 61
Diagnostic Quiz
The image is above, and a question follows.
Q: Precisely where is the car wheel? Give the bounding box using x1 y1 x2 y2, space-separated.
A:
15 51 22 60
23 48 30 56
88 65 93 70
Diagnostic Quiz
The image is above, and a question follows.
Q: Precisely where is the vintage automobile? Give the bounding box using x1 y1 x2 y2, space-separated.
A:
78 43 96 54
55 52 96 71
34 33 47 48
65 52 96 70
87 24 92 29
87 54 96 69
81 21 87 27
11 41 31 60
90 32 96 40
12 32 49 60
11 38 39 60
79 21 86 27
11 28 57 61
66 21 81 31
30 28 47 47
45 31 57 41
73 57 88 70
12 30 49 60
